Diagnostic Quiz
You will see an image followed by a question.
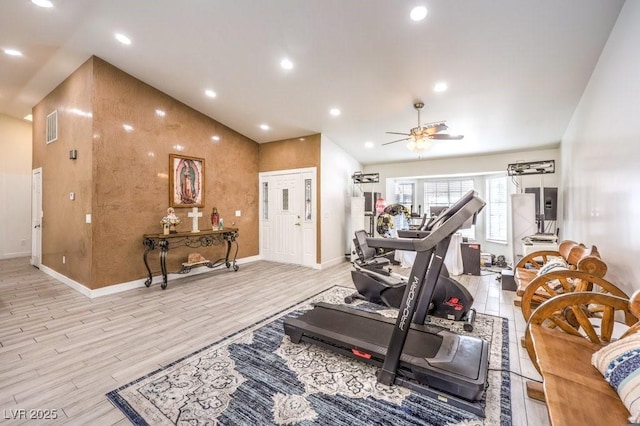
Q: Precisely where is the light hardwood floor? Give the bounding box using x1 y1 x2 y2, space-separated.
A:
0 257 549 425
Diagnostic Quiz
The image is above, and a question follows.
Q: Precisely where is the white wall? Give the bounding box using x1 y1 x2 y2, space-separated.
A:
561 1 640 296
363 148 561 264
0 114 32 259
320 134 362 267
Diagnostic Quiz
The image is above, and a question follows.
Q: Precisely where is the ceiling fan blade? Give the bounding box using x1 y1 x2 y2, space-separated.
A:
382 137 410 146
385 131 411 136
428 134 464 140
422 120 447 127
425 124 448 135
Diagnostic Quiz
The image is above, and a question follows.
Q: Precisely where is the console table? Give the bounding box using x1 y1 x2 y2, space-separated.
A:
142 228 239 289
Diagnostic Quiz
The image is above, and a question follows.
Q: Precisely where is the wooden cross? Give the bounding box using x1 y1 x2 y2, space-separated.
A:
187 207 202 233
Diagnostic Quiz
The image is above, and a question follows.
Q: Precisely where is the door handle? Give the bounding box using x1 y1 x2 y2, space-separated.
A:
294 216 301 226
34 224 41 229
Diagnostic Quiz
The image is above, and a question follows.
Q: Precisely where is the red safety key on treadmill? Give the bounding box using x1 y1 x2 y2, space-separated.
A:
445 297 464 310
352 349 372 359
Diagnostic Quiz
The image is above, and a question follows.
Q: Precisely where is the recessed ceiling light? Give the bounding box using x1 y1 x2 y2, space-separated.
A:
155 109 166 117
299 138 305 141
3 48 23 56
433 82 448 92
259 124 270 131
24 114 33 122
280 58 294 70
31 0 53 7
364 141 374 148
115 33 131 45
329 108 341 117
410 6 428 21
122 124 134 132
211 135 220 141
205 89 217 98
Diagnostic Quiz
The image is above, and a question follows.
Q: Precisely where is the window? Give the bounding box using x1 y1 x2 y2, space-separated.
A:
395 182 414 211
282 188 289 211
262 182 268 219
424 179 475 239
304 179 312 221
486 175 508 242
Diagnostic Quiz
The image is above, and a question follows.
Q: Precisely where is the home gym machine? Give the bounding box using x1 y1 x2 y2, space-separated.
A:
347 210 476 330
284 190 489 415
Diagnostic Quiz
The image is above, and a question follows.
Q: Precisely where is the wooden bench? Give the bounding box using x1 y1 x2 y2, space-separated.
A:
525 291 640 425
514 240 608 307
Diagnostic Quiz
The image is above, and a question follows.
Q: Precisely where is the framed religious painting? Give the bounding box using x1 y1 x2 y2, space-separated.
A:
169 154 205 208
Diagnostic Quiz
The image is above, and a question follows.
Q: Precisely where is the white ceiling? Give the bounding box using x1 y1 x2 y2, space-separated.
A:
0 0 625 165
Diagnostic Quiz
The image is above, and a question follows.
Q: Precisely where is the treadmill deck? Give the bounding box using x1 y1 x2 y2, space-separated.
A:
284 302 489 401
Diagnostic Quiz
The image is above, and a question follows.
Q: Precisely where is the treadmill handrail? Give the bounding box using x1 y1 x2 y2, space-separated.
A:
365 189 478 251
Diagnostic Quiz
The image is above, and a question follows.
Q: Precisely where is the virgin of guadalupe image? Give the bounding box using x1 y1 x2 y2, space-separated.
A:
177 159 200 204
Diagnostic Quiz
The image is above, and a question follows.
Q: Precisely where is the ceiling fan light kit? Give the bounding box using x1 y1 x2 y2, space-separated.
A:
406 137 431 153
384 101 464 154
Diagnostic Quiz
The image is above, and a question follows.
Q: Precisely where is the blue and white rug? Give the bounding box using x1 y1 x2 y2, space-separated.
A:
107 286 511 425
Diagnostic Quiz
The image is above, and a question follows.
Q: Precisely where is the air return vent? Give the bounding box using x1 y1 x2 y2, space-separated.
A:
46 110 58 144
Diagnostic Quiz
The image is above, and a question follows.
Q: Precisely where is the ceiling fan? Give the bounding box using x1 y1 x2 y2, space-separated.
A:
383 102 463 153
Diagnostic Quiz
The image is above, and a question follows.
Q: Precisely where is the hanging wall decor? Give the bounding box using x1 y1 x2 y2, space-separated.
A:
169 154 205 208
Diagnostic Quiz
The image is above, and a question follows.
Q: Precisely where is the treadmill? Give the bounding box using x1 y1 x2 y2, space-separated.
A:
284 190 488 415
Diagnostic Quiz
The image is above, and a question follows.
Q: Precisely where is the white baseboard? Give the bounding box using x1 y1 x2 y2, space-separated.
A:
40 255 263 298
39 264 93 298
321 255 349 269
0 252 30 260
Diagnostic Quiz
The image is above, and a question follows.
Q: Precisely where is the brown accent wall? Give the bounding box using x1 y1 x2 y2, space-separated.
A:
33 56 259 289
32 59 94 285
258 135 321 172
258 136 322 262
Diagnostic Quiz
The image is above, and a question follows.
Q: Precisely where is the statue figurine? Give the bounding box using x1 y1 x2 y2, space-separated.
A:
211 207 220 229
161 207 181 234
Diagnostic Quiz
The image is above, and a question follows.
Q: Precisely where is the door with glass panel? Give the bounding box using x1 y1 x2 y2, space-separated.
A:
259 168 316 266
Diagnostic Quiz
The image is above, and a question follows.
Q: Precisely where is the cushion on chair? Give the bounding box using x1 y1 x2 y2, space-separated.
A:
536 257 569 276
533 257 569 292
592 332 640 423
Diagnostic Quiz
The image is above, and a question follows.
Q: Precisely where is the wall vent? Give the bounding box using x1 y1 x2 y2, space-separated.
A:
46 110 58 144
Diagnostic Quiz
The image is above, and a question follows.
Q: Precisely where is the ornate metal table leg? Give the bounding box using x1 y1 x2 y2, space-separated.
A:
231 238 239 271
142 238 156 287
224 232 240 271
159 240 169 289
224 237 232 269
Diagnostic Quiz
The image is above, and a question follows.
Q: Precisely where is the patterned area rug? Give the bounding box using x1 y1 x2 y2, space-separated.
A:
107 286 511 425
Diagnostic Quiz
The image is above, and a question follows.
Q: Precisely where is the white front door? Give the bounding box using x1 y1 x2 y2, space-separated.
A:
272 173 302 264
260 168 316 267
31 168 42 268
